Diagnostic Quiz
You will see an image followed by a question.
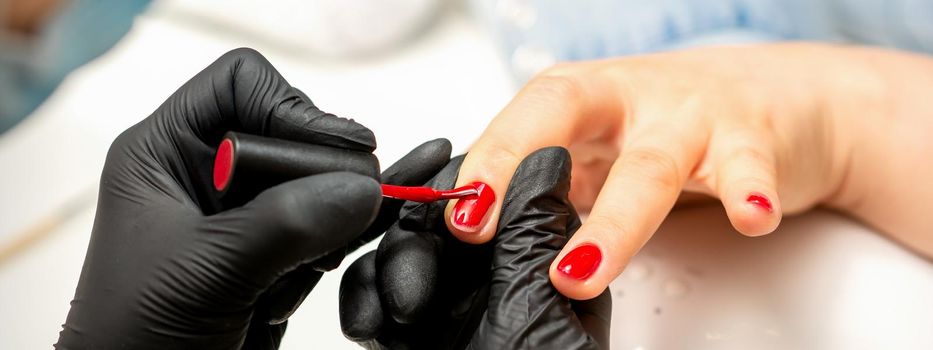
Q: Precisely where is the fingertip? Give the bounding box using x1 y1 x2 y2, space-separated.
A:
444 133 530 245
269 172 382 244
376 225 440 324
724 191 782 237
444 147 574 245
548 239 617 301
708 128 781 237
444 215 498 244
339 251 383 341
340 172 383 220
547 212 638 301
549 264 609 301
345 171 383 194
424 138 453 157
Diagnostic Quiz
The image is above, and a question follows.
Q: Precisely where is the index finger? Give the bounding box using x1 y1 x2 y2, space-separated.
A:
550 119 709 300
445 67 626 244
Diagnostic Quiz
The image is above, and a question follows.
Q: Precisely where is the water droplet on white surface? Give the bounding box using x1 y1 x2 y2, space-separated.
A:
663 278 689 298
625 262 651 281
684 266 704 278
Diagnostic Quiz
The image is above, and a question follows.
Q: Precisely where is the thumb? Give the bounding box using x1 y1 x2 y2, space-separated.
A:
471 147 607 349
203 172 381 288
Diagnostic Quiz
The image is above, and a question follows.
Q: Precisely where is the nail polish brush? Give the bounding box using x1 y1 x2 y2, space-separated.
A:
212 132 477 205
380 184 478 202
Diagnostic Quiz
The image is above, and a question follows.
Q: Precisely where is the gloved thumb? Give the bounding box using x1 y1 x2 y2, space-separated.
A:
202 172 382 290
471 147 608 349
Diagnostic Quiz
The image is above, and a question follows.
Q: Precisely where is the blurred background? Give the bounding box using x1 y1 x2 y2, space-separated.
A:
1 0 932 349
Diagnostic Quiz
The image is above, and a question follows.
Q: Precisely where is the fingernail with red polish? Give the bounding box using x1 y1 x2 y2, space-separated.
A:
450 182 495 232
747 193 773 213
557 244 602 280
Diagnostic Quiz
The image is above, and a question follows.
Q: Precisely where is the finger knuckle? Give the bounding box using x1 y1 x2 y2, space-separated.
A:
261 190 310 239
224 47 265 62
473 141 524 169
624 147 683 191
590 214 632 240
217 47 271 74
524 73 584 105
726 145 775 169
107 125 137 156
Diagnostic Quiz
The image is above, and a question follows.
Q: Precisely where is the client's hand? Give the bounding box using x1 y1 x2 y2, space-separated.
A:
446 43 933 299
339 147 611 350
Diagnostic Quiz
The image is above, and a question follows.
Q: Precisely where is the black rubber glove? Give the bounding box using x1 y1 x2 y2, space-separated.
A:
55 48 451 350
339 147 612 350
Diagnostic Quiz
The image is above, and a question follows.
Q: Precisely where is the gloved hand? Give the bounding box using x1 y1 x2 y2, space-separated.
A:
55 48 451 350
339 147 612 350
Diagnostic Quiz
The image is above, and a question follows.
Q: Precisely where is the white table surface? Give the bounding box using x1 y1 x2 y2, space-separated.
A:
1 3 931 350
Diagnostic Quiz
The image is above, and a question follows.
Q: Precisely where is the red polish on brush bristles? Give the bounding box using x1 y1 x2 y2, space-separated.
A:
381 184 479 203
450 182 495 229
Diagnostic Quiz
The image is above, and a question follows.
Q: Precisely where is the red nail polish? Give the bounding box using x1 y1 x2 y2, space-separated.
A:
450 182 495 231
557 244 601 280
747 193 773 213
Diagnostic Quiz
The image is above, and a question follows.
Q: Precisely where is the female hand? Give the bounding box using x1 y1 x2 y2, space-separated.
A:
444 43 933 300
340 148 611 350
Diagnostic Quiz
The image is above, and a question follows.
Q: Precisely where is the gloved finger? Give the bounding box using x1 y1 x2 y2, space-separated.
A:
215 132 381 210
339 251 385 343
254 264 323 325
338 250 423 350
570 290 613 350
132 48 378 213
343 246 487 350
240 318 287 350
310 138 453 272
345 138 453 256
203 172 381 290
375 223 443 324
376 156 465 324
255 140 453 326
473 147 605 349
172 48 375 151
341 248 486 350
398 155 465 231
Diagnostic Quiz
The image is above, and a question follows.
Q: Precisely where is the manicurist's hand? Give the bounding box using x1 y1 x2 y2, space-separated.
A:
446 43 933 300
55 48 451 350
340 147 610 350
